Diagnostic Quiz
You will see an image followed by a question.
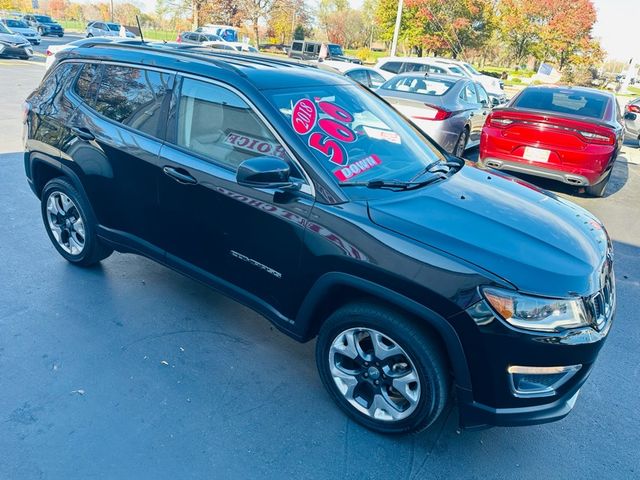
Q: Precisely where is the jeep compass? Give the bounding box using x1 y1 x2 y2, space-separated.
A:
23 41 615 434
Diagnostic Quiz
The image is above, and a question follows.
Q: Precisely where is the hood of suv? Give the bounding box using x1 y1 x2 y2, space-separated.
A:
367 164 608 298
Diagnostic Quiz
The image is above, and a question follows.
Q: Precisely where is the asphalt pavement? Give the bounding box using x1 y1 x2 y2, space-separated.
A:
0 53 639 479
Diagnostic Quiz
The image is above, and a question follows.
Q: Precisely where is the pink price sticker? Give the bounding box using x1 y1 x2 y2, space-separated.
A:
334 154 382 181
291 99 317 135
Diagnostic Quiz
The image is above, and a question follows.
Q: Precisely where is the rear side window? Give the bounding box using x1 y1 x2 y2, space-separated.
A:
91 65 172 137
346 69 370 87
379 61 402 74
172 78 301 177
74 63 101 107
459 83 478 103
513 89 609 119
305 43 317 54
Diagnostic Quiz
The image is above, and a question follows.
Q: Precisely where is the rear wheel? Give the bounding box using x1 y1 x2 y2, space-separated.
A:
454 128 469 157
41 178 113 266
585 168 612 197
316 302 450 434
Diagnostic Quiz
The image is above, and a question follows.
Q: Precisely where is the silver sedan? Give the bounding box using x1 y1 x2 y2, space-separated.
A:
377 73 491 155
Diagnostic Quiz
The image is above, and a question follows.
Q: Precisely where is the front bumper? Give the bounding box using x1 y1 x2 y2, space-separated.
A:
453 291 613 429
0 43 33 57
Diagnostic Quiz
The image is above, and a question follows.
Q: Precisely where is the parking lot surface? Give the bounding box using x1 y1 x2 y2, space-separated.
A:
1 58 639 479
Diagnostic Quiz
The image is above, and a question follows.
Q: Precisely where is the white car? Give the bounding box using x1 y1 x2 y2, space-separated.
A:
202 41 258 53
432 58 506 103
86 21 135 39
1 18 41 44
45 37 134 70
376 56 506 103
316 60 394 89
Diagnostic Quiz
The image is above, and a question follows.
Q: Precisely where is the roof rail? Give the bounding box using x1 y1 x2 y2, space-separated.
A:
81 41 246 77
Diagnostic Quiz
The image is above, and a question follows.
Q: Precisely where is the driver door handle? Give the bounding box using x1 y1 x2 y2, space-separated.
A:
163 166 198 185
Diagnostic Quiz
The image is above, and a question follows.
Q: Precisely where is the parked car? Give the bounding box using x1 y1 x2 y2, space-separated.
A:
623 98 640 146
24 43 615 435
288 40 362 64
21 14 63 37
480 85 624 197
86 21 135 38
0 18 41 44
376 56 465 76
0 21 33 59
202 40 258 52
45 37 137 70
176 31 223 44
433 58 507 103
377 73 491 155
316 60 393 90
196 24 238 42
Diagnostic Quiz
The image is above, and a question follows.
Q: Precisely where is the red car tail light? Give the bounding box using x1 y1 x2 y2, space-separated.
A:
487 115 515 128
627 104 640 113
413 104 452 121
578 129 615 145
45 48 52 56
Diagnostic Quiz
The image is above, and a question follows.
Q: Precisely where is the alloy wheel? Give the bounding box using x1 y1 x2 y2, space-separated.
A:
328 327 421 421
46 191 86 255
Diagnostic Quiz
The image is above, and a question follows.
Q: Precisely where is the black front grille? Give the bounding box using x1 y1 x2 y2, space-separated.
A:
586 257 615 331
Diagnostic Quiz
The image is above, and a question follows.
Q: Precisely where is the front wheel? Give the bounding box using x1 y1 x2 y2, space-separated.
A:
316 302 450 434
41 178 113 266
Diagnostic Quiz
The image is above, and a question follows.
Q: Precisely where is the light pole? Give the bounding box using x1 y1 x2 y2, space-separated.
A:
390 0 403 56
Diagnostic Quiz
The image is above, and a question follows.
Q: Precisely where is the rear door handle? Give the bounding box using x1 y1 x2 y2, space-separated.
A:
70 126 95 141
163 166 198 185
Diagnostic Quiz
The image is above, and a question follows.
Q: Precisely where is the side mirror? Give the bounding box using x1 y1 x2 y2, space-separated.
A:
491 97 501 107
624 112 637 121
236 157 300 191
480 99 489 108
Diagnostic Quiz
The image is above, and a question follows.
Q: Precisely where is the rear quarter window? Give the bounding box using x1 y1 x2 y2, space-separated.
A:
93 65 173 137
514 89 609 119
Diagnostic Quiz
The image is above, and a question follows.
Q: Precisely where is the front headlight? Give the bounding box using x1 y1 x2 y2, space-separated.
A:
482 287 590 332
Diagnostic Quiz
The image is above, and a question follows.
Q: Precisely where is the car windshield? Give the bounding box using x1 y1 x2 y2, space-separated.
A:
0 22 10 34
107 23 120 31
35 16 53 22
463 62 481 76
514 89 609 119
328 44 343 56
265 84 445 185
380 76 456 96
5 19 27 28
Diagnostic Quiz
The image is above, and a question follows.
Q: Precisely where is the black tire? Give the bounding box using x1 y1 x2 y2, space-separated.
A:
454 127 469 157
87 33 93 38
58 34 64 37
41 178 113 267
316 302 450 434
20 55 30 60
585 168 612 197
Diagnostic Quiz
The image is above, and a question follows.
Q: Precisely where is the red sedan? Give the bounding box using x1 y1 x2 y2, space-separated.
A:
480 86 624 196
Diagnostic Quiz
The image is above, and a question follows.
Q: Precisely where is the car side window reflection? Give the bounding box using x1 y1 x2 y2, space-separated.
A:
174 78 303 179
93 65 172 138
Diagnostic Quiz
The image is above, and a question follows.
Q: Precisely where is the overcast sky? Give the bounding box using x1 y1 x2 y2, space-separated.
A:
132 0 636 62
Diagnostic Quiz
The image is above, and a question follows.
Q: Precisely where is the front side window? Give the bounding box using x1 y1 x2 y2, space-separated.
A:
291 42 303 52
305 43 317 54
369 71 386 88
93 65 172 137
328 44 343 56
266 84 444 184
35 16 52 22
346 69 370 87
107 23 120 32
173 78 301 177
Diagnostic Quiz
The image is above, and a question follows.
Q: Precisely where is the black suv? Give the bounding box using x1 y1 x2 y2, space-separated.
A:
22 14 64 37
23 42 615 434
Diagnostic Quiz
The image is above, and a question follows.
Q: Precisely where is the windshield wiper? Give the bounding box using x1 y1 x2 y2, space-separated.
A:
341 174 446 191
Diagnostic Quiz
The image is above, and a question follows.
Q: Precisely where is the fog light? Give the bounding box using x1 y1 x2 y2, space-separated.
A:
508 365 581 398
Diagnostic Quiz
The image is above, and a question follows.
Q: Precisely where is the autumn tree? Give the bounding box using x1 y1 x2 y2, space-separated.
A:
267 0 311 44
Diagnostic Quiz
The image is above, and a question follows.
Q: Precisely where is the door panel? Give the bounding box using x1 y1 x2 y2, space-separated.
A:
62 64 173 240
157 77 314 316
